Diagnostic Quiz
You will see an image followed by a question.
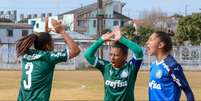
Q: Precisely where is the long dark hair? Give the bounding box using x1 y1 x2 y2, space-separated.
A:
16 32 53 57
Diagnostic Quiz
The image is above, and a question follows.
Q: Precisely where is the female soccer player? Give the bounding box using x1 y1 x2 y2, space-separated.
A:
16 18 80 101
84 27 143 101
146 31 194 101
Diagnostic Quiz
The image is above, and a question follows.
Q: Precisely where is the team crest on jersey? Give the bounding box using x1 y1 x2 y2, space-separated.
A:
156 70 162 79
109 70 113 76
121 70 128 78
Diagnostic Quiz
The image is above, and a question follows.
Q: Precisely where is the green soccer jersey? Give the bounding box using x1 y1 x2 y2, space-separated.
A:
84 36 143 101
17 49 68 101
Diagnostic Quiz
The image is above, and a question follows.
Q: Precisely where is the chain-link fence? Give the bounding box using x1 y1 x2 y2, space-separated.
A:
0 43 201 70
143 46 201 70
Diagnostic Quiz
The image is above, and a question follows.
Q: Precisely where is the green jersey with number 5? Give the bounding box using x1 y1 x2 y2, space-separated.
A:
17 49 68 101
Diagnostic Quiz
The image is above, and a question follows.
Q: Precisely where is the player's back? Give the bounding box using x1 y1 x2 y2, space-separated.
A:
18 49 55 101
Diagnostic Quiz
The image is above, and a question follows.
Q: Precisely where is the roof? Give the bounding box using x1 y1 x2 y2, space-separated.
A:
59 3 97 16
0 23 32 29
59 0 119 16
59 1 131 20
113 11 131 20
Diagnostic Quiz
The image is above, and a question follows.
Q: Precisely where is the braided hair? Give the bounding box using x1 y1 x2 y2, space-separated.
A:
16 32 53 57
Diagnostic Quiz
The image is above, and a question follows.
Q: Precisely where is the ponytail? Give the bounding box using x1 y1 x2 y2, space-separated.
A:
16 34 38 57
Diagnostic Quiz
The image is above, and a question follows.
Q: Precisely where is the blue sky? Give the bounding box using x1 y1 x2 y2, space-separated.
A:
0 0 200 20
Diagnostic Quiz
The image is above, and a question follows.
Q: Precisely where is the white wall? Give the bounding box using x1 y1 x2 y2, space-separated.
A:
87 0 124 35
28 16 58 32
0 28 32 43
63 14 74 31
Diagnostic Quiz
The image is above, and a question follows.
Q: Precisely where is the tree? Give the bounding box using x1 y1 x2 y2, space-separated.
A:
171 13 183 18
137 26 154 46
139 8 168 31
18 18 28 23
174 13 201 45
121 24 153 46
121 24 135 39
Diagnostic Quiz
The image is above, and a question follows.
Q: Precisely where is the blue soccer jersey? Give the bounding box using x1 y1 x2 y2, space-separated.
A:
149 55 194 101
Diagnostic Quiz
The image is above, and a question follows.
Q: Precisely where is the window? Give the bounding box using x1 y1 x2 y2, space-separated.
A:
103 20 106 29
104 20 106 26
78 20 86 27
36 23 39 28
91 14 94 18
7 29 13 37
31 21 36 27
121 21 124 27
22 30 29 36
93 20 96 28
113 20 119 26
108 14 112 18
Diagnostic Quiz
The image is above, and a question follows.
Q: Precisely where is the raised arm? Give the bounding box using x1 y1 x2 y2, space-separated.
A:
51 19 80 59
44 17 49 32
113 27 143 59
84 38 103 65
84 32 113 65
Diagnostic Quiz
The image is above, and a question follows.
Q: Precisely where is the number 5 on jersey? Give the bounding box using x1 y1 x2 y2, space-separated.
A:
23 62 33 89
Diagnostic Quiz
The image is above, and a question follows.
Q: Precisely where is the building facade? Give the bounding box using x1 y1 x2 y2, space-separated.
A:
0 23 32 43
59 0 131 36
28 16 58 32
0 10 17 22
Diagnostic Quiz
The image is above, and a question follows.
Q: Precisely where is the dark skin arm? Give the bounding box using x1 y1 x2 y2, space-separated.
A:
45 17 49 32
50 19 80 59
112 26 143 59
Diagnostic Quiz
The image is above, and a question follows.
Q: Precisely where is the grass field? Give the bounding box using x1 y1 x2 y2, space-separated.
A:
0 70 200 101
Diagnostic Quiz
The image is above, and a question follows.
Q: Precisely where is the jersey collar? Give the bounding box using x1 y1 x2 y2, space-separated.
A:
155 60 164 65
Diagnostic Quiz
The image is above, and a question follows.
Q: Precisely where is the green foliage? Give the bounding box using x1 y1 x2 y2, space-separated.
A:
18 18 28 23
101 25 154 46
121 25 135 38
121 24 136 44
174 13 201 45
121 24 153 46
172 13 183 18
137 26 154 45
